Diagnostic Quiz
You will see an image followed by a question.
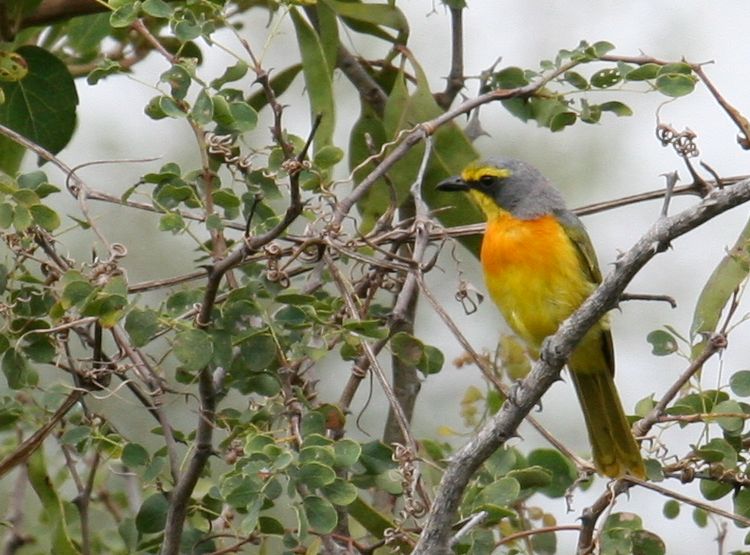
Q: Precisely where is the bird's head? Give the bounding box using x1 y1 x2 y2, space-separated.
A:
437 157 566 219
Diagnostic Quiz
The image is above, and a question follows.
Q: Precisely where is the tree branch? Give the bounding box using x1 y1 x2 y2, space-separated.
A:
413 177 750 555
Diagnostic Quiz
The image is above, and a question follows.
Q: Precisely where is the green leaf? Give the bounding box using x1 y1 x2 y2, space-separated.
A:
655 65 697 97
592 41 616 56
531 527 557 555
110 2 139 27
476 477 521 507
347 496 397 540
118 518 139 552
60 425 90 445
29 204 60 231
549 111 576 132
0 46 78 157
61 278 95 309
161 64 191 101
159 212 185 233
210 61 248 89
173 329 213 372
142 0 172 18
324 0 409 44
228 101 258 133
0 203 12 228
527 449 577 498
87 59 125 85
333 439 361 468
303 496 337 533
507 466 552 490
190 88 213 124
237 332 277 372
713 399 745 434
27 449 79 555
136 493 169 534
493 66 530 88
290 8 335 152
658 62 693 75
662 499 680 519
590 68 622 88
631 530 665 555
342 319 388 339
125 308 160 347
300 443 335 466
299 461 336 488
693 507 709 528
122 442 150 467
696 438 736 468
603 511 643 532
322 478 358 506
313 145 344 169
2 349 38 389
736 489 750 526
418 344 444 375
275 291 317 306
358 441 396 475
731 370 750 397
691 216 750 357
624 63 661 81
390 332 423 366
563 71 589 90
599 101 633 117
212 189 241 210
314 0 339 70
259 516 285 535
699 478 733 501
646 329 678 356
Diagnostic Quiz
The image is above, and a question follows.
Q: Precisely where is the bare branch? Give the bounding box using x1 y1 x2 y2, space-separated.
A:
434 6 465 110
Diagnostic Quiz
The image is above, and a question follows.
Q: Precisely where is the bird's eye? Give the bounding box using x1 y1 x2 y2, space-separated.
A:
478 175 495 188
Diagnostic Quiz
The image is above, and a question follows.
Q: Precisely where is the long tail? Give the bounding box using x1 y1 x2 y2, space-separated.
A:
568 366 645 479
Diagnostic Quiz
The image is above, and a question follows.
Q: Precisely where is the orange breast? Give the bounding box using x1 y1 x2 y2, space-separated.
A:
481 213 594 348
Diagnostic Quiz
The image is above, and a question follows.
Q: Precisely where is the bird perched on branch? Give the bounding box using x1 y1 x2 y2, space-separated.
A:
438 157 645 479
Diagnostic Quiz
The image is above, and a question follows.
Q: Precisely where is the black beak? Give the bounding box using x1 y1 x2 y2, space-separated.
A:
436 176 470 192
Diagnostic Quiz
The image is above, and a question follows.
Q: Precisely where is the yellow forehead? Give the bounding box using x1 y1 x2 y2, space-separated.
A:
460 164 511 182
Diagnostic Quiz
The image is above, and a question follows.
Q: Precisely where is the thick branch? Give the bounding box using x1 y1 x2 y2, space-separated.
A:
434 6 465 110
413 177 750 555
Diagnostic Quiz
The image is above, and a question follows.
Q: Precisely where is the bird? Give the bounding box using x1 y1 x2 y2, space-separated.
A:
437 157 645 479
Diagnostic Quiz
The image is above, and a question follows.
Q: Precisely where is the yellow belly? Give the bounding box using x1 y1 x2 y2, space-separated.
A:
481 213 594 350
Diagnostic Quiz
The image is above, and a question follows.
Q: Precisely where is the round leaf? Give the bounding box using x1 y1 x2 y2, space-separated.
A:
0 47 78 155
631 530 666 555
334 439 361 468
303 496 337 533
136 493 169 534
591 68 622 88
299 461 336 489
713 399 745 434
655 73 696 97
731 370 750 397
322 478 358 506
173 329 213 372
646 329 678 356
662 500 680 519
122 443 150 467
390 332 424 366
